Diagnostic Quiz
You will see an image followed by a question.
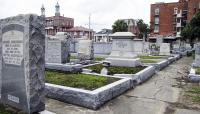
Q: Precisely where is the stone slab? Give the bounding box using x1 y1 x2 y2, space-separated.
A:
45 63 82 73
159 43 170 55
45 35 71 64
105 58 141 67
0 14 45 113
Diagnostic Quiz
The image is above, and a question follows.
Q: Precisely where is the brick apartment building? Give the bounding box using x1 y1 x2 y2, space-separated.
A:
150 0 200 42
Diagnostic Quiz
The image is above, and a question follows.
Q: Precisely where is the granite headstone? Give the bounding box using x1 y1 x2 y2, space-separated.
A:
45 33 71 64
159 43 170 55
193 43 200 67
0 14 45 113
77 39 94 61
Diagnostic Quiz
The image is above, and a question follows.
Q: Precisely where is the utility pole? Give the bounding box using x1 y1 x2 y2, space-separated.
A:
89 14 91 40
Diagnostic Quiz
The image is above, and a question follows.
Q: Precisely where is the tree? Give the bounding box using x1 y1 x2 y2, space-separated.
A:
137 19 150 40
181 12 200 42
112 20 128 33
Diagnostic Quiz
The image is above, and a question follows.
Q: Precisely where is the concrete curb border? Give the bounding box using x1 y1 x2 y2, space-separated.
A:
188 68 200 82
114 65 156 85
45 74 133 110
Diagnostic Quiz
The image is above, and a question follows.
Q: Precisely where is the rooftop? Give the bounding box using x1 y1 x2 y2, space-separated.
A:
110 32 136 37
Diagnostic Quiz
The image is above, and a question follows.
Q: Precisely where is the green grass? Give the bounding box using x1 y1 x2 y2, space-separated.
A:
188 87 200 94
140 59 157 63
86 64 146 75
187 87 200 103
138 56 164 59
45 71 119 90
95 57 104 61
0 104 12 114
70 56 104 61
196 68 200 75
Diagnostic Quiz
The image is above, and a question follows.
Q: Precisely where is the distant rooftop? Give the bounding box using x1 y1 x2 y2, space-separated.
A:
110 32 136 37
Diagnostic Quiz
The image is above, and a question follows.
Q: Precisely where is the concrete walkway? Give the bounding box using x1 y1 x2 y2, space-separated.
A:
45 57 198 114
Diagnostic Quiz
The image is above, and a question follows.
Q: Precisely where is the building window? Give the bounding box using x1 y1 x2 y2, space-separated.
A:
199 2 200 9
155 8 160 15
155 17 159 24
174 8 178 14
154 25 159 33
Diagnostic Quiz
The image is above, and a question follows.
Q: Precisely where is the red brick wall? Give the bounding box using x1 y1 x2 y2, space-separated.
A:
187 0 200 21
150 0 199 37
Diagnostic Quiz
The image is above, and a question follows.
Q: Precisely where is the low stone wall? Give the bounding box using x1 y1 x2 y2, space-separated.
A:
45 63 82 72
114 66 156 85
70 42 112 54
188 68 200 82
45 74 133 110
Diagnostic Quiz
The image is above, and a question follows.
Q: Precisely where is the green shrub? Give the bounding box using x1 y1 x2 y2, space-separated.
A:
86 64 146 75
45 71 119 90
196 68 200 75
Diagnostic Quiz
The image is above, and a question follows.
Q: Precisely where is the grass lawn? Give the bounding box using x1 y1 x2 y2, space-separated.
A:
45 71 119 90
86 64 146 75
140 59 157 63
196 68 200 75
186 87 200 103
138 56 164 59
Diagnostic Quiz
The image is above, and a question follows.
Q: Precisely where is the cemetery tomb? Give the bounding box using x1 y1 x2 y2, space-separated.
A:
106 32 141 67
0 14 45 114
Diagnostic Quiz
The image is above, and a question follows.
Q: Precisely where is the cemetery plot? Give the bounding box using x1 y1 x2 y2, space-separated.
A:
45 70 119 90
84 64 156 85
45 71 132 110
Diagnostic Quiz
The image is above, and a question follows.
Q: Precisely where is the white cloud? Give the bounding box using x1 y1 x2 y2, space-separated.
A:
0 0 178 31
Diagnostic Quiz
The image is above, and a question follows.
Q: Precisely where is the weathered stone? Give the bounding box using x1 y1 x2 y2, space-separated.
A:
106 32 140 67
45 33 71 64
77 39 94 61
159 43 170 55
0 14 45 113
193 43 200 67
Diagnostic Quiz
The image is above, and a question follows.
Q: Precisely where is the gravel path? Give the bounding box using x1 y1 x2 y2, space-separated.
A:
45 57 199 114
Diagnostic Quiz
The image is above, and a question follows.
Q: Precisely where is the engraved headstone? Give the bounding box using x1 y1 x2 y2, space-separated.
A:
159 43 170 55
77 39 94 61
193 43 200 67
0 14 45 113
45 33 71 64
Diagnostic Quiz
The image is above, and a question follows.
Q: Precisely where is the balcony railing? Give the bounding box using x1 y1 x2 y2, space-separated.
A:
176 22 182 28
176 31 181 37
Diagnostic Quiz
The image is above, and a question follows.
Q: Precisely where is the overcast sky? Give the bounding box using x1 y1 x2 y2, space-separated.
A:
0 0 178 31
